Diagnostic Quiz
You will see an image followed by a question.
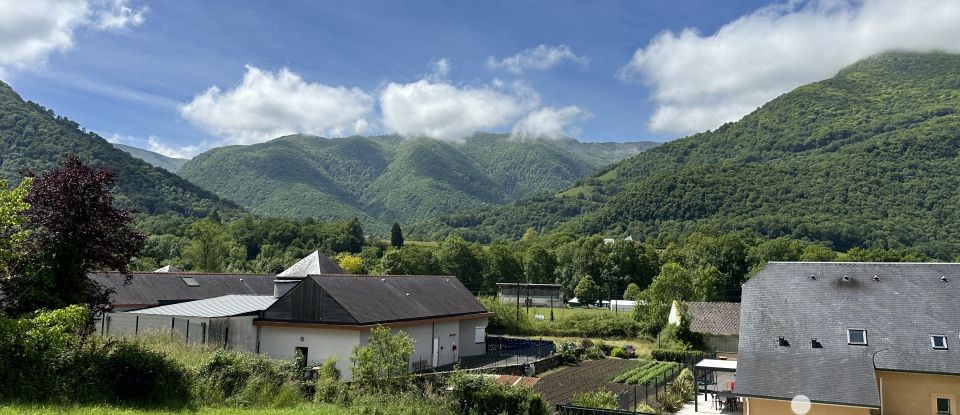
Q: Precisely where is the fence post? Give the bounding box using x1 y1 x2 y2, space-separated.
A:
185 320 190 344
134 315 139 336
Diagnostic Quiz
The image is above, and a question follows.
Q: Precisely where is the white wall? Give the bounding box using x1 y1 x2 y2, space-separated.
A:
433 320 459 367
257 326 360 380
458 317 488 357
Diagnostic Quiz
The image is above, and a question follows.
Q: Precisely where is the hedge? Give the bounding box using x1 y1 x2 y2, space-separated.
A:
650 349 704 363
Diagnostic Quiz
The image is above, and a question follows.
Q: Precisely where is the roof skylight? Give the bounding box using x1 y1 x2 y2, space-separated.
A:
932 335 949 350
847 329 867 346
181 276 200 287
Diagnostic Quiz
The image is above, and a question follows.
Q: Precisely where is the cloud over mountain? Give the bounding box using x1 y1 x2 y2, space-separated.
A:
621 0 960 136
487 44 588 74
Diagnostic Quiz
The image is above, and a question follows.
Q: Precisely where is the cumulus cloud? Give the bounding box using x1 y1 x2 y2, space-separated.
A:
0 0 146 74
147 136 202 159
179 65 375 145
511 106 592 139
380 79 539 141
620 0 960 136
486 44 588 74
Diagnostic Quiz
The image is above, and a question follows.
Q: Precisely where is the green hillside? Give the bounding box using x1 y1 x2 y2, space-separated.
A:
178 133 656 231
112 143 188 173
411 52 960 254
0 80 236 217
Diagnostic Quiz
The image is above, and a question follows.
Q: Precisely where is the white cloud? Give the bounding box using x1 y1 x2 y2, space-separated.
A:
0 0 146 73
379 79 539 141
486 44 589 74
429 58 452 79
511 106 592 139
147 136 202 159
620 0 960 136
179 65 375 145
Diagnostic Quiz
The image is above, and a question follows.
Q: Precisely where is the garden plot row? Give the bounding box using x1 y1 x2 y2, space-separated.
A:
611 360 681 385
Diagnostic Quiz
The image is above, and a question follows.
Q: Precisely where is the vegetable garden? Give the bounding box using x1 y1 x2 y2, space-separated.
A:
611 360 682 385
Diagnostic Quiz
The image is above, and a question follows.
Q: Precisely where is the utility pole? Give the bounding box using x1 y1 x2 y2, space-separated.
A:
516 283 521 322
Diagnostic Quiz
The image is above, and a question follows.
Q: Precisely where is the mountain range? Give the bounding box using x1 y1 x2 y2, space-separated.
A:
0 80 236 217
177 134 657 231
411 52 960 255
113 143 188 173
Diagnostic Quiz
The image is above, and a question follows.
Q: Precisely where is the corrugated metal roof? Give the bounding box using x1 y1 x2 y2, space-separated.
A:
129 295 276 317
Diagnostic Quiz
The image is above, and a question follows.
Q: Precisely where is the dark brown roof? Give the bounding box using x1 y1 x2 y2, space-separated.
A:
89 272 277 308
686 301 740 336
261 275 488 325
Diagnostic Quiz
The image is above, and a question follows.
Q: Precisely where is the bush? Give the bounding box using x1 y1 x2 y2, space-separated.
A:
350 326 415 392
611 346 629 359
478 296 532 334
315 357 351 405
102 342 191 405
650 349 703 363
667 368 695 402
448 372 549 415
584 345 605 360
570 389 618 409
195 348 302 407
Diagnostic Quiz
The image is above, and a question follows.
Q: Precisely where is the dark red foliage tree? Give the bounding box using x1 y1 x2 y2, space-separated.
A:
0 155 145 316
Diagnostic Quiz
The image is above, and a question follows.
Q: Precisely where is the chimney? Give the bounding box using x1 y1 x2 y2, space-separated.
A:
273 278 301 298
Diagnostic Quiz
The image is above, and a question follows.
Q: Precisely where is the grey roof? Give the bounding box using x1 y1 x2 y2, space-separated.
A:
262 275 489 325
90 272 276 308
686 302 740 336
130 295 276 317
737 262 960 408
277 251 345 277
153 265 183 273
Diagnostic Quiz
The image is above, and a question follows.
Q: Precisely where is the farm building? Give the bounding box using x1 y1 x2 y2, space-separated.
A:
497 283 562 307
258 275 491 379
668 301 740 355
105 274 491 381
737 262 960 415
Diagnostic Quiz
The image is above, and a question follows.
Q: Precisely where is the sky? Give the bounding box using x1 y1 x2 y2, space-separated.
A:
2 0 960 158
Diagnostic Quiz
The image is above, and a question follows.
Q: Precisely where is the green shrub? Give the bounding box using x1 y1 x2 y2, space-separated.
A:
350 326 415 392
650 349 703 363
611 346 629 359
101 342 191 405
667 369 695 402
315 357 351 405
478 296 532 334
570 389 618 409
194 348 302 407
448 372 549 415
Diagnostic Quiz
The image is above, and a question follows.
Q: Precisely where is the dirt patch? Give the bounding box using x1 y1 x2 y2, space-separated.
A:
533 358 642 407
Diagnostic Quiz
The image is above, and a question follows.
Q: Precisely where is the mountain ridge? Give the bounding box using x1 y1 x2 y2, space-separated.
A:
112 143 189 173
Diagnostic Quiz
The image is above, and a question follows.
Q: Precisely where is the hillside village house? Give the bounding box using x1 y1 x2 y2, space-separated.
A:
736 262 960 415
97 252 490 380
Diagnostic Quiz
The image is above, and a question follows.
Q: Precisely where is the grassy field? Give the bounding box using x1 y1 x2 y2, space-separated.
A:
0 405 346 415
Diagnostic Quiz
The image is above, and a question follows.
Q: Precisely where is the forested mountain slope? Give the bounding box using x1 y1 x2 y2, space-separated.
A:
178 133 655 231
113 143 188 173
0 81 235 216
412 52 960 255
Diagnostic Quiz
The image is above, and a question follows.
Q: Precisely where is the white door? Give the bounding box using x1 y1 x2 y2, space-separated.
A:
432 338 440 367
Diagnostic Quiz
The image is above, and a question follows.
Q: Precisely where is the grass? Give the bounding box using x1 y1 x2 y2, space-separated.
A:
521 306 616 320
0 405 344 415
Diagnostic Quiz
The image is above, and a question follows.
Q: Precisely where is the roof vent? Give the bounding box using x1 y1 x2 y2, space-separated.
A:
811 338 823 349
405 293 410 296
941 276 949 282
809 274 816 280
842 275 851 282
778 337 790 347
872 275 880 281
381 278 386 282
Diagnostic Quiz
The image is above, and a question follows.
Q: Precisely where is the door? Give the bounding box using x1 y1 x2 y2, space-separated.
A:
432 338 440 367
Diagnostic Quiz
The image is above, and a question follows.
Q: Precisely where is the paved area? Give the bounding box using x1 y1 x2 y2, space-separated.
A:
678 402 742 414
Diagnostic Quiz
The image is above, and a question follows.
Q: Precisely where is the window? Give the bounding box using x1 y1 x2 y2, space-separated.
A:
847 329 868 345
937 397 952 415
932 335 949 350
180 276 199 287
474 326 486 344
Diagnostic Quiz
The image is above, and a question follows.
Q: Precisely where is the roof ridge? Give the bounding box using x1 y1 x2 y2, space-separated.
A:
770 261 960 265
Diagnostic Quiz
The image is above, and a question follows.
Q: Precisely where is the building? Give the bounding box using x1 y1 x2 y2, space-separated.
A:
497 283 563 308
258 275 491 379
737 262 960 415
668 301 740 355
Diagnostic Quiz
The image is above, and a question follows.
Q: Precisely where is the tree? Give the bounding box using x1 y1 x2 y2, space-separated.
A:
182 219 238 272
636 263 694 332
622 283 642 301
436 236 485 292
523 244 556 284
335 253 364 274
350 325 414 391
0 178 31 274
574 275 602 307
692 265 725 301
1 156 144 316
483 240 523 288
377 246 441 276
390 223 404 247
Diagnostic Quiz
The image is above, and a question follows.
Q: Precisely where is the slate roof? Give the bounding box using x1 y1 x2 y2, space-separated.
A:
737 262 960 408
277 251 345 277
262 275 489 325
130 295 276 317
686 302 740 336
90 272 276 308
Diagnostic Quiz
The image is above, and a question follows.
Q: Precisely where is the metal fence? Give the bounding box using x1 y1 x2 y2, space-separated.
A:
555 404 655 415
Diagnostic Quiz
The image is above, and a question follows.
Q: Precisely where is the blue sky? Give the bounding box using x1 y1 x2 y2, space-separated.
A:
3 0 959 158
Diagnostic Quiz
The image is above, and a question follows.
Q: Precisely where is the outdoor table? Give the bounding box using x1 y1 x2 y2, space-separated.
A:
716 390 739 410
